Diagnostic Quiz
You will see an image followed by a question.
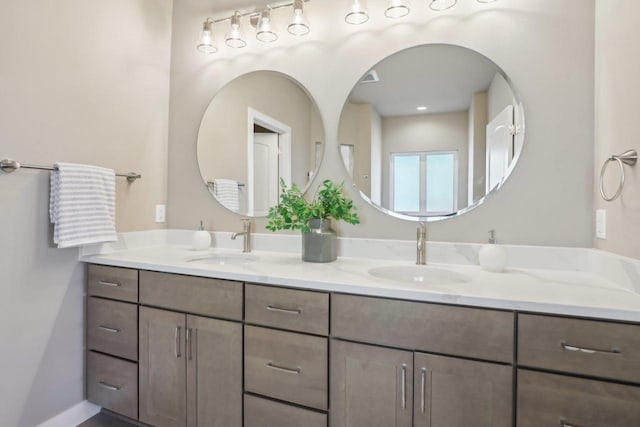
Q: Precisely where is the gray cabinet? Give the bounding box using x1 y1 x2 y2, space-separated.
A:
139 307 186 427
517 369 640 427
139 306 242 427
413 353 513 427
330 340 413 427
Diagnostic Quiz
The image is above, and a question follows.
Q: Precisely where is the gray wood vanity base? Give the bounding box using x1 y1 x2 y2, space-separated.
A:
85 264 640 426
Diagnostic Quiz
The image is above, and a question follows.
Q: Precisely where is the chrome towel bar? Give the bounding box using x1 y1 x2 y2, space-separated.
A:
0 159 141 183
599 149 637 202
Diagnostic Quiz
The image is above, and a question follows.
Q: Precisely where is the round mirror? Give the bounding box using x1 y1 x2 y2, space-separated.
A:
338 44 525 221
197 71 325 216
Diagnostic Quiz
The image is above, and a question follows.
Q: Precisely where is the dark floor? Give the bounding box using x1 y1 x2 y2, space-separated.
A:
78 412 140 427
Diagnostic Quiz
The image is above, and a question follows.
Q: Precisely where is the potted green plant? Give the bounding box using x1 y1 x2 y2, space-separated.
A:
266 179 360 262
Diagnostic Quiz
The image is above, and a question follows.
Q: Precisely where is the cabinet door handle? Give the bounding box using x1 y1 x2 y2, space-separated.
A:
98 325 120 333
186 328 193 361
401 364 407 410
266 305 302 315
99 381 120 391
266 361 301 374
97 280 120 287
561 342 621 356
420 367 427 414
175 326 182 358
560 419 587 427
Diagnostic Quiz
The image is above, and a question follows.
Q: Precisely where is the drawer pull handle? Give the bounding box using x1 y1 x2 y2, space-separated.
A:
98 381 120 391
561 342 622 356
175 326 182 358
97 280 120 287
186 328 193 361
401 364 407 410
420 368 427 414
98 325 120 333
266 361 301 374
266 305 302 315
561 419 586 427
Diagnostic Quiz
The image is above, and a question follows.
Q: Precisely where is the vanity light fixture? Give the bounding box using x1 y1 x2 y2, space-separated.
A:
345 0 370 25
255 8 278 42
288 0 311 36
225 11 248 48
197 19 217 54
385 0 411 19
429 0 457 11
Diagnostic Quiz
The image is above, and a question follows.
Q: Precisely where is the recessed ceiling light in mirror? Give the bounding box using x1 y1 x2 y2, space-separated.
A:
338 44 525 222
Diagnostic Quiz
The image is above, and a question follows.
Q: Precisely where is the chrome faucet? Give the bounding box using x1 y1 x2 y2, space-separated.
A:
416 222 427 265
231 219 252 253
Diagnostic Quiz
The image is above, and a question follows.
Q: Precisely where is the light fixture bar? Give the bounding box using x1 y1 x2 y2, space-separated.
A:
208 0 312 25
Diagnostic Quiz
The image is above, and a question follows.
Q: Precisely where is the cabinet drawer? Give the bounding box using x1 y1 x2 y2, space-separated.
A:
244 394 327 427
517 369 640 427
139 270 242 320
87 297 138 360
332 294 514 363
244 326 328 410
518 314 640 383
245 284 329 335
87 264 138 303
87 351 138 420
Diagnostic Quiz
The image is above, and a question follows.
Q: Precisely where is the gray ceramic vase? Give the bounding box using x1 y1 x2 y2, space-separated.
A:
302 218 337 263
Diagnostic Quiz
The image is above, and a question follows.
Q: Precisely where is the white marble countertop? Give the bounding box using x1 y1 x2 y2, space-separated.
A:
81 242 640 323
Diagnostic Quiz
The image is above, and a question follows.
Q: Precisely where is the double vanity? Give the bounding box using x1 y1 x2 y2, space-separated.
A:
83 240 640 427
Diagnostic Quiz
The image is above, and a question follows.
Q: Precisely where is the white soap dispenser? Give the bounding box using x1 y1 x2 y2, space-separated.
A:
191 221 211 251
478 230 507 273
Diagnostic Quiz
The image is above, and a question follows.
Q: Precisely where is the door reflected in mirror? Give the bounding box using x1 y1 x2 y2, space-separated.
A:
338 44 525 221
197 71 325 217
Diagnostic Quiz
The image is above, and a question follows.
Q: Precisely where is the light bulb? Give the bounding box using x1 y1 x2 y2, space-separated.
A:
225 11 247 48
430 0 457 11
346 0 369 25
197 19 217 54
385 0 411 19
256 9 278 43
288 0 310 36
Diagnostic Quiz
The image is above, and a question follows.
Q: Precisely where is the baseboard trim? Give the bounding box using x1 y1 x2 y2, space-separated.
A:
37 401 101 427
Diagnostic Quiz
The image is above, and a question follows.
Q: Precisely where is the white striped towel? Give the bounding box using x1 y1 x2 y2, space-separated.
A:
211 179 240 212
49 163 118 248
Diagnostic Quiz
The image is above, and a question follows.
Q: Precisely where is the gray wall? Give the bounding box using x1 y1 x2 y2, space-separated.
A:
168 0 595 246
0 0 172 425
594 0 640 259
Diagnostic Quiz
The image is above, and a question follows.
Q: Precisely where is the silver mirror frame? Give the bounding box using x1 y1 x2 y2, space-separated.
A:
197 70 326 217
338 43 526 222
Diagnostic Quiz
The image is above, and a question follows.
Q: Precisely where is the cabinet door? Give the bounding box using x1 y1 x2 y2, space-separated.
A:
414 353 512 427
186 315 242 427
330 340 413 427
139 307 187 427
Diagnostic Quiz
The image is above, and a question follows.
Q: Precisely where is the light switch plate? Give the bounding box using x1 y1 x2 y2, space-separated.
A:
596 209 606 240
155 204 166 223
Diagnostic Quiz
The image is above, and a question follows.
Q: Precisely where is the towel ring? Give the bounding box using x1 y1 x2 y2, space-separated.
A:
599 149 637 202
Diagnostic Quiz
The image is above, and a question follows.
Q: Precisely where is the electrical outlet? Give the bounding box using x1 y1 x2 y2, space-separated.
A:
155 204 166 223
596 209 606 240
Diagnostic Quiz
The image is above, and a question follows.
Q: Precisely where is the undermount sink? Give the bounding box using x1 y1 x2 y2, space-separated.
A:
186 252 258 265
368 265 470 285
